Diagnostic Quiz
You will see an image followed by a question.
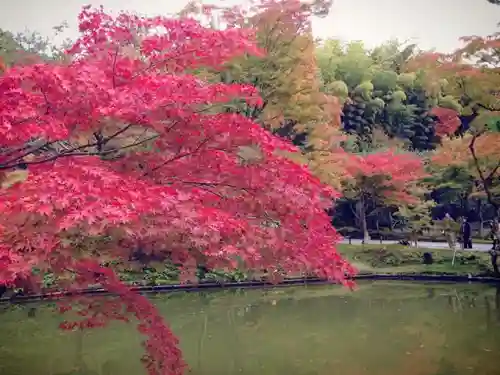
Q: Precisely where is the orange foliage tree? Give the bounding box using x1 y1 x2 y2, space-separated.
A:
182 1 427 235
180 0 332 127
412 32 500 215
182 0 347 184
407 30 500 273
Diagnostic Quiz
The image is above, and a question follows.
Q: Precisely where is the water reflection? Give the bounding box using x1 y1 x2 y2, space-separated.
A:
0 282 499 375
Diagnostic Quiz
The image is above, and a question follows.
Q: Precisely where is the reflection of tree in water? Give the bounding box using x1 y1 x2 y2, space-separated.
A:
54 330 99 375
193 295 286 375
496 285 500 322
100 361 118 375
447 289 483 313
238 303 264 327
483 285 500 327
426 288 436 299
435 359 459 375
438 286 500 375
3 284 500 375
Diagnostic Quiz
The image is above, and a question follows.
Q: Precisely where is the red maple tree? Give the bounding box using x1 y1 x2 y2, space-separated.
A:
345 150 427 203
340 148 426 241
0 4 354 375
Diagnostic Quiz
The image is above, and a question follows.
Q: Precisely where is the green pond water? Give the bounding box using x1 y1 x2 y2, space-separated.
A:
0 281 499 375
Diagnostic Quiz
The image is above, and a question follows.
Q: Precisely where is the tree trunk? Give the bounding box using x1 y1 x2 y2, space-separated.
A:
388 211 394 231
411 231 418 248
460 193 469 216
469 135 499 217
477 199 485 238
357 196 370 242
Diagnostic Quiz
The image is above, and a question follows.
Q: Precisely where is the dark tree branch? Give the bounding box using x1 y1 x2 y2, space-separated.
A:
469 133 499 213
144 136 213 176
170 180 254 194
0 133 158 170
111 46 119 88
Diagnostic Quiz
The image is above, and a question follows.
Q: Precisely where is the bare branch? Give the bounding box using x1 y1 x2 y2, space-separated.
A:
469 133 499 211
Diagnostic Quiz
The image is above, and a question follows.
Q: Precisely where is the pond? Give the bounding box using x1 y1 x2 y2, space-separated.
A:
0 281 499 375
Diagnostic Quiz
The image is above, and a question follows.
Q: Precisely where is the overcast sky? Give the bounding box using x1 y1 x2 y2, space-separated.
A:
1 0 499 52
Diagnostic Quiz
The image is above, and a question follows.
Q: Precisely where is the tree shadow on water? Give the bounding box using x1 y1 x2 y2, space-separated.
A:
434 359 458 375
53 330 99 375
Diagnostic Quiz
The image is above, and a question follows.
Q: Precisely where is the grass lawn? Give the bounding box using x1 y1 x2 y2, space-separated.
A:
337 243 494 276
117 243 495 287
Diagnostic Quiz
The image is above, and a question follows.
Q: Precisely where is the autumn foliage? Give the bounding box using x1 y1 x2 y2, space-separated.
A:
0 4 355 375
410 31 500 212
345 149 427 204
431 107 462 137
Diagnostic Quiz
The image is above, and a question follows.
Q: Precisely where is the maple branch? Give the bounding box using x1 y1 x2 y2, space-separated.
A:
111 46 119 88
192 186 226 199
144 137 213 176
131 47 202 80
105 123 135 140
0 123 149 170
347 204 357 220
265 16 304 54
487 159 500 182
0 139 61 168
469 133 499 212
1 139 48 158
469 134 487 181
0 134 158 170
262 20 282 51
37 88 52 115
93 131 104 152
0 143 31 157
475 101 498 111
171 180 255 195
1 120 136 168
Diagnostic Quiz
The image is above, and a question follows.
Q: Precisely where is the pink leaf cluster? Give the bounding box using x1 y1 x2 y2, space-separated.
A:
431 107 461 137
0 5 354 375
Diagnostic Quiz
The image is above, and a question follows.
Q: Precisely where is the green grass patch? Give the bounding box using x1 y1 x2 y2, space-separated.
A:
18 244 496 296
337 243 494 276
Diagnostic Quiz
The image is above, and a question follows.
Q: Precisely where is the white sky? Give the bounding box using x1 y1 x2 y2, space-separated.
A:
0 0 499 52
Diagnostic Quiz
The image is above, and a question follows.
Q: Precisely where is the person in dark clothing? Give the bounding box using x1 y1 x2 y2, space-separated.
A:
460 217 473 249
490 219 500 250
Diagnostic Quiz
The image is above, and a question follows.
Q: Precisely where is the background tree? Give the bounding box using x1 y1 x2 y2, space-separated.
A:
316 39 441 151
0 23 70 67
181 0 331 130
404 29 500 272
425 164 477 217
396 183 436 247
341 147 426 241
181 0 349 193
412 34 500 216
